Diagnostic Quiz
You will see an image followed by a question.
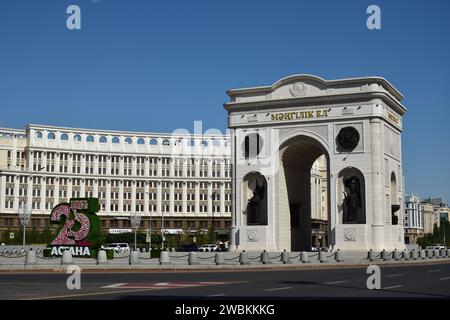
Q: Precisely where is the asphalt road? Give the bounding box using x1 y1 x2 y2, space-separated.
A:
0 262 449 300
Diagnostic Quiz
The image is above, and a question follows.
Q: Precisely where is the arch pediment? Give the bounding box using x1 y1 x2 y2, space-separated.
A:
226 74 404 105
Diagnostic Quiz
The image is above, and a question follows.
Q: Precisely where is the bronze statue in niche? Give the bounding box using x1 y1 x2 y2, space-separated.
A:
343 176 361 223
247 178 266 225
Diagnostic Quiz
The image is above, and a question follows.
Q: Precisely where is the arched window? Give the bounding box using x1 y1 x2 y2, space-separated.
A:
125 137 132 144
225 140 231 147
243 133 263 158
201 140 208 147
149 138 158 145
112 137 120 144
242 172 268 226
99 136 107 143
60 133 69 141
74 134 82 142
212 140 220 147
187 139 195 147
48 132 56 140
162 139 170 146
86 135 95 143
137 138 145 145
35 131 43 139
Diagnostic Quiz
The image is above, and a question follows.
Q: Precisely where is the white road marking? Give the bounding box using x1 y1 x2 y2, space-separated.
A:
324 280 347 285
439 277 450 281
264 287 292 292
101 283 128 288
209 294 226 297
386 274 405 278
154 282 170 286
383 285 403 290
429 270 441 273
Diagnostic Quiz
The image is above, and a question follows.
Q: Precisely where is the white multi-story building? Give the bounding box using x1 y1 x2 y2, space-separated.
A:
0 123 328 243
0 124 233 235
404 194 424 244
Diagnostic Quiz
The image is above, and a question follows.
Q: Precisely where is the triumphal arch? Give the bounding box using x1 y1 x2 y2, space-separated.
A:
224 74 407 252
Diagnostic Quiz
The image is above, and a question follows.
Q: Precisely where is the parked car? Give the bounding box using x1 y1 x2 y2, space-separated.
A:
103 243 130 253
198 244 220 252
426 244 446 250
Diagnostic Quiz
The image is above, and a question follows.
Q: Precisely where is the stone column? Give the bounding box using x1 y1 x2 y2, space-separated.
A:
106 156 112 175
118 180 124 214
370 118 385 250
28 151 34 172
220 182 225 216
11 134 18 170
144 181 150 215
13 176 20 211
131 181 137 213
106 180 111 214
81 155 86 175
170 159 175 177
67 179 73 200
68 154 73 174
144 157 150 177
182 158 187 178
80 179 85 198
0 175 6 213
55 153 60 174
169 181 174 215
132 157 137 177
93 179 99 198
54 178 60 205
195 158 200 178
207 159 213 178
42 152 47 172
207 182 212 216
27 176 33 210
157 158 162 177
157 181 162 215
220 158 225 178
195 182 200 214
94 155 99 175
40 178 46 214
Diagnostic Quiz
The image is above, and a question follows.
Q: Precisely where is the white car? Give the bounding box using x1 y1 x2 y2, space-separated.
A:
427 245 446 250
104 243 130 253
199 244 219 252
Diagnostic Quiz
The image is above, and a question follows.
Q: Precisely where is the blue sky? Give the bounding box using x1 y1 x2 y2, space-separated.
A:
0 0 449 202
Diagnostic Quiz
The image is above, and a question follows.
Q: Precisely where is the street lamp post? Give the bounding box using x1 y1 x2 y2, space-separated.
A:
16 166 45 249
161 209 165 250
130 211 141 252
145 192 152 256
18 203 31 249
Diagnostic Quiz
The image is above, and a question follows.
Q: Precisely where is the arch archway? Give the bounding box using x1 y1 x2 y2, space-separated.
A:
278 135 330 252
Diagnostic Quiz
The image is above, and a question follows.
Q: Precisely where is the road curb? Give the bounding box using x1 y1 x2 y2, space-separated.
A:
1 258 450 273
